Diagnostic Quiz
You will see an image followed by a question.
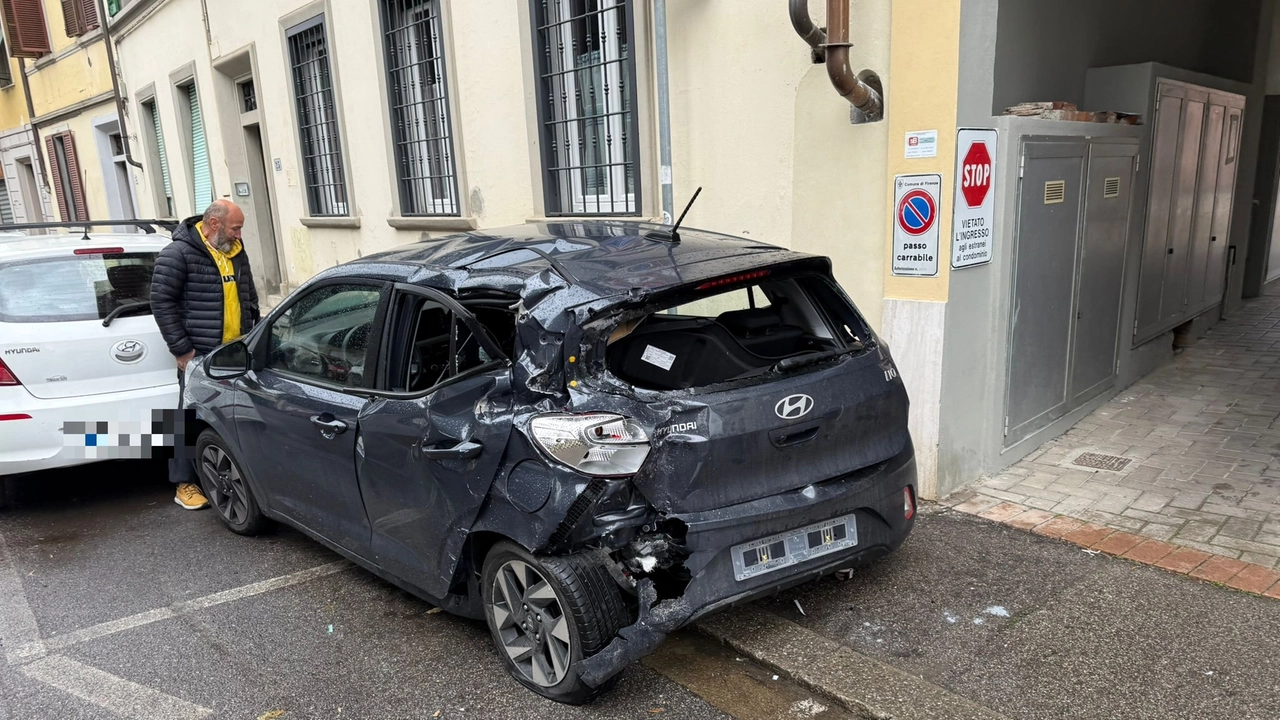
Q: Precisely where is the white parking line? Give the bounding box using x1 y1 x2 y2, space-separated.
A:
0 533 45 664
36 559 354 656
20 655 214 720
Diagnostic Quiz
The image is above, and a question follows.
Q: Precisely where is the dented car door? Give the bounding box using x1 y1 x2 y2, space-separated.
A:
355 284 515 598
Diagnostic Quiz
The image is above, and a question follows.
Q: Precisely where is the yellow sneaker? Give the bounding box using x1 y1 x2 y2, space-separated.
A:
174 482 210 510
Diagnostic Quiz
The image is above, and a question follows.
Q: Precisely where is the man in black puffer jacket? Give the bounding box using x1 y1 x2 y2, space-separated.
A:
151 200 260 510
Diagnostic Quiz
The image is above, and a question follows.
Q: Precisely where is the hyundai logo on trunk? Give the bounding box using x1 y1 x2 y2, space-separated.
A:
112 340 146 364
774 394 814 420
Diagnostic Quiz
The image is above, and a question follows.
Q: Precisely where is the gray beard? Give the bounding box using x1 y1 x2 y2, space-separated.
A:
210 235 234 253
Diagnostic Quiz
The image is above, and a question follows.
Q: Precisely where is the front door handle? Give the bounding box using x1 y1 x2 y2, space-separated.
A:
310 414 348 439
421 440 483 460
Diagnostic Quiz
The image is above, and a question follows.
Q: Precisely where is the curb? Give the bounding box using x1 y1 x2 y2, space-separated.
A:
696 606 1011 720
948 495 1280 599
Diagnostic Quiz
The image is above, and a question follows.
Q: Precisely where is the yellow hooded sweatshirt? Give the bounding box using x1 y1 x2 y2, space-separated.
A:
196 221 243 343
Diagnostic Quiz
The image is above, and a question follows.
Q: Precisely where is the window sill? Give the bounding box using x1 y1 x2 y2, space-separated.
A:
29 29 103 71
387 216 478 232
300 216 361 229
526 216 661 224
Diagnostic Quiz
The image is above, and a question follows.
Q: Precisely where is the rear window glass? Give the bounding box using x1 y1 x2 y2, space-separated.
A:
0 252 157 323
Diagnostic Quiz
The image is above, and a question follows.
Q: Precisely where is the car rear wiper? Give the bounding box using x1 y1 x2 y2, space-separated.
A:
771 342 865 373
102 301 152 327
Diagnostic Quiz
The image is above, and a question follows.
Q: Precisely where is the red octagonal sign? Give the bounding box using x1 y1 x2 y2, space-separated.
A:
961 142 992 208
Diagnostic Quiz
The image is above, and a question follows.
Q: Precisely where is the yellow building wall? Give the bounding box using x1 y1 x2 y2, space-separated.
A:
882 0 963 303
26 41 114 118
0 59 30 130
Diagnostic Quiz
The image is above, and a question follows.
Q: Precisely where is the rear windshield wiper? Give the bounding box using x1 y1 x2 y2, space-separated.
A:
771 342 865 373
102 301 152 327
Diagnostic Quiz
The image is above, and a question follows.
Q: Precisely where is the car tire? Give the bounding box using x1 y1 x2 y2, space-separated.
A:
481 542 631 704
196 429 268 536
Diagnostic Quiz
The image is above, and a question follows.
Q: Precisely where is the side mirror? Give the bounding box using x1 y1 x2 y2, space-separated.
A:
206 341 251 380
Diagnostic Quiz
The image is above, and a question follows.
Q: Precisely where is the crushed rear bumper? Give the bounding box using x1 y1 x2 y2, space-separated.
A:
577 439 916 686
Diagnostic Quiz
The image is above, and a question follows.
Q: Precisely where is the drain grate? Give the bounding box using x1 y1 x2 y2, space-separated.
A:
1072 452 1132 472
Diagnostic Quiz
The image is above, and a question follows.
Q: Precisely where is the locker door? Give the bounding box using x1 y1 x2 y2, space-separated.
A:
1160 93 1207 326
1071 145 1137 406
1135 85 1185 341
1005 142 1086 447
1204 105 1243 306
1185 103 1226 314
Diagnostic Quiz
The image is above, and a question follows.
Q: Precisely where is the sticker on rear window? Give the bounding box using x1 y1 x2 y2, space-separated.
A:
641 345 677 371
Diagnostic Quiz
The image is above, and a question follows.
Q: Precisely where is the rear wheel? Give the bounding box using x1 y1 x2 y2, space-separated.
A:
481 542 631 704
196 430 267 536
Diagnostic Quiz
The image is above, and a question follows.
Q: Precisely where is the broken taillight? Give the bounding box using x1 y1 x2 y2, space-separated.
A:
904 485 916 520
0 358 20 386
530 413 651 477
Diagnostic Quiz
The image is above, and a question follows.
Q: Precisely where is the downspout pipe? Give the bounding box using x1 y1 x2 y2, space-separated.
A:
17 59 50 193
654 0 674 225
823 0 883 122
98 0 144 170
789 0 827 63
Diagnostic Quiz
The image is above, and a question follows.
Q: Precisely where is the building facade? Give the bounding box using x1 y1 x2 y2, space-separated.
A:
102 0 1280 501
0 0 139 229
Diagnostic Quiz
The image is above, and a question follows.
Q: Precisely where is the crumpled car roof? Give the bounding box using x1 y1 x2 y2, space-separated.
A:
346 221 814 303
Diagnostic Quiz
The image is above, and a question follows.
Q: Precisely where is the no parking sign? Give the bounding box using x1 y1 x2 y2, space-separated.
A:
892 174 942 277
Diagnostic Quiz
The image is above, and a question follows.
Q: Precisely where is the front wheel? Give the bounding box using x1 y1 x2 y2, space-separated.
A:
481 542 631 704
196 430 267 536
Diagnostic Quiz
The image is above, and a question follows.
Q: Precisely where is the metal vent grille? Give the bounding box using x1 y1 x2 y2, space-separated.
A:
1044 180 1066 205
1072 452 1132 472
1103 177 1121 198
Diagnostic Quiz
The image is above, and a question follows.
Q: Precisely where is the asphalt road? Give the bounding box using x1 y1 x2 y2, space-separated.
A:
4 462 1276 720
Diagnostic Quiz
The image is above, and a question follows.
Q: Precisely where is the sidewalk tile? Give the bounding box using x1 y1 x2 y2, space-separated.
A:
1062 523 1114 547
1093 532 1144 556
1006 509 1055 531
1031 516 1085 539
978 502 1029 523
1189 556 1250 583
1154 547 1212 574
1123 539 1176 564
1224 565 1280 594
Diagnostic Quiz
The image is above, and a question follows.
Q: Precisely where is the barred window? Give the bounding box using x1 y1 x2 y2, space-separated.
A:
287 16 349 217
533 0 639 216
381 0 459 216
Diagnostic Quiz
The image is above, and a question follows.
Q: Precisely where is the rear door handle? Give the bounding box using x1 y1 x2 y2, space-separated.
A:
421 440 483 460
310 414 348 439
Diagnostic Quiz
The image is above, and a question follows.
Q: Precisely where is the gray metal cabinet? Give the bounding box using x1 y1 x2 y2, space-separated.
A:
1006 139 1138 448
1085 65 1246 346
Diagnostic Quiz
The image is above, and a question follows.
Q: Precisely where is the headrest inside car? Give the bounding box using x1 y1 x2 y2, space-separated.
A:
717 307 780 335
107 264 150 296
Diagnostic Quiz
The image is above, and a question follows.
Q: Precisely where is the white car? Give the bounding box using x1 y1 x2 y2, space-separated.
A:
0 226 180 487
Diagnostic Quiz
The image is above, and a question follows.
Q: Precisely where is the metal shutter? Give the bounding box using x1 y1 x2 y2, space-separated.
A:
78 0 99 32
1 0 52 57
60 0 83 37
62 132 88 221
0 179 14 225
188 83 213 211
147 101 174 207
45 134 68 221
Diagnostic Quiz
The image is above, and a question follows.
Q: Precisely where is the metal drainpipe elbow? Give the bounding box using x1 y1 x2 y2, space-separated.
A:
789 0 827 63
823 0 884 123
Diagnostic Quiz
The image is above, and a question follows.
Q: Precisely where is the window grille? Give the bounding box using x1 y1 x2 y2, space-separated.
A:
287 16 349 217
381 0 459 216
532 0 640 216
240 79 257 113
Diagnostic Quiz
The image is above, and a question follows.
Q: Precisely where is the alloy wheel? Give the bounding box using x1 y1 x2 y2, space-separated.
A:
200 445 248 526
490 559 572 687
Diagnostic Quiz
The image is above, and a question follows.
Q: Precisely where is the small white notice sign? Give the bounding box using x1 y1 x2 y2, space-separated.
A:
892 174 942 277
641 345 676 371
952 128 998 269
905 130 938 159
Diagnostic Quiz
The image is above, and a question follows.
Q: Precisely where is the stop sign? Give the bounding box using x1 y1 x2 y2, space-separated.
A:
961 142 992 208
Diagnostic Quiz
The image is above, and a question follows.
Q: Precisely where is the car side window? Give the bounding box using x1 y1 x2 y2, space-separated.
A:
267 284 382 388
388 292 503 393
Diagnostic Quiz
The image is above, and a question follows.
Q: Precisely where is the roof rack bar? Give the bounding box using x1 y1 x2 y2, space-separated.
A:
0 219 180 235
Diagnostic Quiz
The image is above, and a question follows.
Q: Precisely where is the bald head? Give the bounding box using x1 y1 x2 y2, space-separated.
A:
202 199 245 252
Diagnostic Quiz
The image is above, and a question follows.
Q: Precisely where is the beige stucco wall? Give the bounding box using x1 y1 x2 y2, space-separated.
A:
112 0 896 319
41 99 119 221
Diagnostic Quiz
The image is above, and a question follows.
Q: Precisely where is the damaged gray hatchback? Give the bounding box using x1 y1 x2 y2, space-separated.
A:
184 221 917 704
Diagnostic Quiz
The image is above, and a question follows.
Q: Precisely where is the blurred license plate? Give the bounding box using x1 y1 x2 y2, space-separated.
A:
730 514 858 582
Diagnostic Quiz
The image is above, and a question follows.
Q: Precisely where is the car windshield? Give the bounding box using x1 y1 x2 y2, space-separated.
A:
0 252 157 323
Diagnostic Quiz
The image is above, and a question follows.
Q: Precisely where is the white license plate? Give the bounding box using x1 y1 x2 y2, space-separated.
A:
730 514 859 582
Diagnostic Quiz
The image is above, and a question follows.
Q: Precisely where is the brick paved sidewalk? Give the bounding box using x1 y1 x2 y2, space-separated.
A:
951 288 1280 573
